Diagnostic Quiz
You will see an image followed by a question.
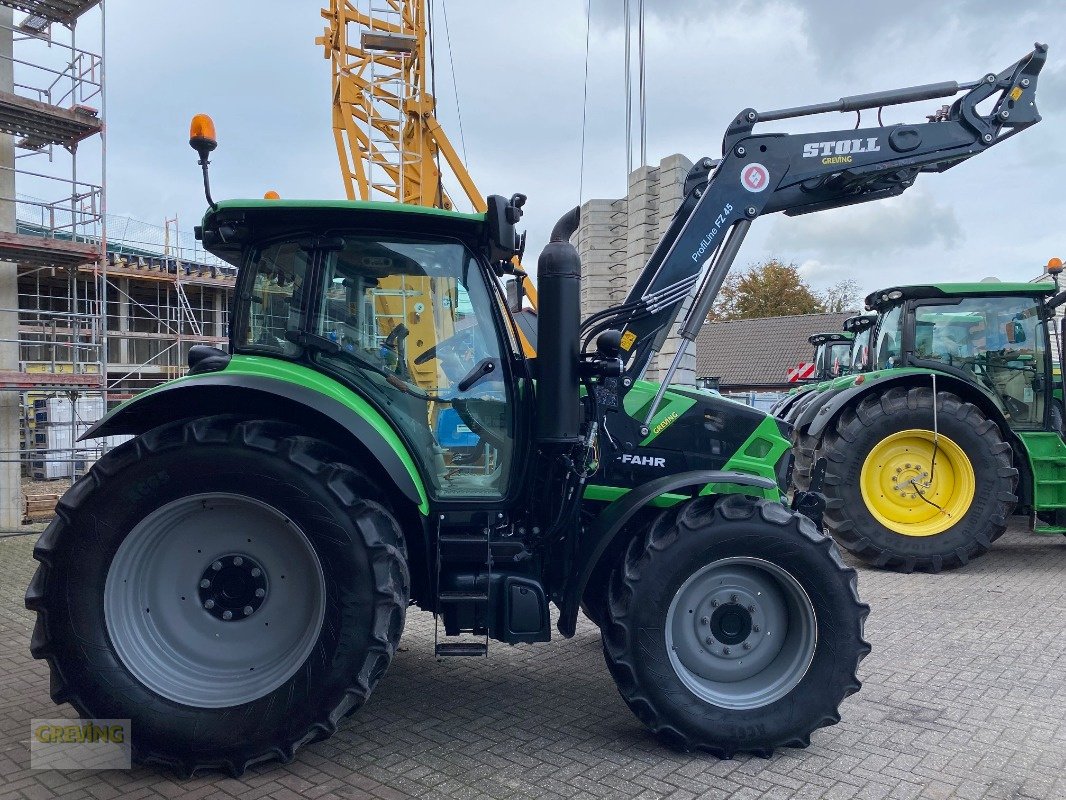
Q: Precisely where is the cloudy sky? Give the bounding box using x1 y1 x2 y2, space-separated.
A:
92 0 1066 297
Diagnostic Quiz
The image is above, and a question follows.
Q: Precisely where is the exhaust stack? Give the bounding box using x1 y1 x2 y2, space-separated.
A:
536 207 582 444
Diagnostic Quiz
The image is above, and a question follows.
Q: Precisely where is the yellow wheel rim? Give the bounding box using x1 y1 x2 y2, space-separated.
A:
859 429 975 536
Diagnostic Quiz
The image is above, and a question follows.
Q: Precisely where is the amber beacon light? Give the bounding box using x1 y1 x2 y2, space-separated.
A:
189 114 219 209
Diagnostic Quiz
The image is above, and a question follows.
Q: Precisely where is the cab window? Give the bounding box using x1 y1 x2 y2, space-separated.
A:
873 305 903 370
913 296 1046 428
311 236 514 499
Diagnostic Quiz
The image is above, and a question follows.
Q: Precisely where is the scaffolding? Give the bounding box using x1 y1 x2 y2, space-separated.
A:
0 0 104 527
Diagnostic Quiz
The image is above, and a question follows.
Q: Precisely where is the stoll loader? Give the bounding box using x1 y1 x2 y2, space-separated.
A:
25 45 1045 775
783 277 1066 573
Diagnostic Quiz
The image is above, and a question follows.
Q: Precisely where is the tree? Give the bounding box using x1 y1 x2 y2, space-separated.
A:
710 259 824 320
819 279 862 313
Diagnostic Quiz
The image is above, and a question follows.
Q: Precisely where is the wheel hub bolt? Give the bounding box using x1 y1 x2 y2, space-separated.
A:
222 610 233 620
747 605 756 613
233 556 244 566
742 642 751 650
255 588 266 598
705 637 714 645
711 599 719 608
730 594 738 603
211 561 222 571
723 647 730 655
243 605 254 616
700 616 709 625
199 579 211 589
753 625 760 632
251 567 262 578
204 599 215 610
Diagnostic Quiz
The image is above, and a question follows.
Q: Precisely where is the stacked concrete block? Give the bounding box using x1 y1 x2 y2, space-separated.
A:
575 153 696 386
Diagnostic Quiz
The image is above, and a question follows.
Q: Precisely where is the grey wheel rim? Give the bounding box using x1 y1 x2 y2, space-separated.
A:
665 556 817 710
104 493 326 708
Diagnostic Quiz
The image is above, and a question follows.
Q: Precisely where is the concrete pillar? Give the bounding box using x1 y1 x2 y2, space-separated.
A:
0 8 22 529
573 153 697 387
214 288 225 339
117 278 129 365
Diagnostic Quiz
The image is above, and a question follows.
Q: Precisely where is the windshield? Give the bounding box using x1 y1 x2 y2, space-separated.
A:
850 326 872 372
237 235 515 499
815 341 851 379
913 295 1047 428
873 305 903 370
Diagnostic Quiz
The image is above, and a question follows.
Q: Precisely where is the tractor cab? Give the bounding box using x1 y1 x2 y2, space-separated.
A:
198 198 528 502
808 331 853 382
842 314 875 374
866 283 1057 430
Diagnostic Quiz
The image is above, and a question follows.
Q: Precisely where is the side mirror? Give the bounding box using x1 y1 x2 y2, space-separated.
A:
485 193 527 265
1006 320 1026 344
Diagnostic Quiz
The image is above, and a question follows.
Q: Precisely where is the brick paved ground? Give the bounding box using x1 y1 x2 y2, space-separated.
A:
1 520 1065 799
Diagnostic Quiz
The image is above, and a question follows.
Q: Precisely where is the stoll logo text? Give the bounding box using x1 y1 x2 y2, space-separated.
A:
802 138 881 165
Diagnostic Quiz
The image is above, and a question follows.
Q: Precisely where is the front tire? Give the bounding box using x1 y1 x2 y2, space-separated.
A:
821 387 1017 572
25 416 410 776
602 495 870 755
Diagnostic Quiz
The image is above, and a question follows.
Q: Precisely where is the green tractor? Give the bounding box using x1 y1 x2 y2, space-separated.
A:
783 281 1066 572
773 329 854 411
775 316 874 490
24 46 1045 774
809 331 854 383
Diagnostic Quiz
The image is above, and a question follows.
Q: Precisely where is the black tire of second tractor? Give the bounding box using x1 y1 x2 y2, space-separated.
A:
820 386 1018 572
789 426 821 493
602 494 870 756
25 415 410 777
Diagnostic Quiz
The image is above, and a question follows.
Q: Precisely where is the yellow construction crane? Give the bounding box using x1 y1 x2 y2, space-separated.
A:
316 0 539 351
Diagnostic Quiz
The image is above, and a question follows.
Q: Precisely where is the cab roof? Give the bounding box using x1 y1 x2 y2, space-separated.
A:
843 313 876 332
808 331 853 345
865 282 1056 310
199 198 487 265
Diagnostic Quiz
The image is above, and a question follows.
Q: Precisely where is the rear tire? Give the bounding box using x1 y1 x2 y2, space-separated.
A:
821 387 1017 572
602 495 869 756
25 416 410 777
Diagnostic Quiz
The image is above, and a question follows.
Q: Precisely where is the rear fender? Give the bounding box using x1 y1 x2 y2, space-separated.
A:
803 371 1007 440
84 373 429 513
558 470 777 638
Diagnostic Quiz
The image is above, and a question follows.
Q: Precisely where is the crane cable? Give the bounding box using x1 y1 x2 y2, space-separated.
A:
623 0 648 174
427 0 443 206
624 0 631 177
440 0 468 166
637 0 646 167
578 0 592 205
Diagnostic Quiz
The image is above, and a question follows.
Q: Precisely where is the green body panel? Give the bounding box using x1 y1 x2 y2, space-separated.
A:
926 282 1056 295
621 381 698 445
700 415 788 500
582 485 691 507
209 198 485 223
584 413 787 506
112 354 430 514
1016 432 1066 513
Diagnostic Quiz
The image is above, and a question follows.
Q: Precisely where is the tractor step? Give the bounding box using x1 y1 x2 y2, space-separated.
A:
435 642 488 657
1034 525 1066 535
438 590 489 602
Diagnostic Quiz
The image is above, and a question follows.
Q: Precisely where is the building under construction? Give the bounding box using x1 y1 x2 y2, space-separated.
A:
0 0 234 528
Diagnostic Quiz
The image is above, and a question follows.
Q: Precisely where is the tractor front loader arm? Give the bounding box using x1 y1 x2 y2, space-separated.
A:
588 44 1047 415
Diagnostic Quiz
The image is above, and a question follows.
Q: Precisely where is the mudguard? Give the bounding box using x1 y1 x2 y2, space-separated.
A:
84 371 428 511
800 369 1007 440
558 469 777 637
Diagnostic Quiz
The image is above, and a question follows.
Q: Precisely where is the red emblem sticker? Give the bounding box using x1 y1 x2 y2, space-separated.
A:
741 163 770 193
